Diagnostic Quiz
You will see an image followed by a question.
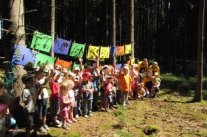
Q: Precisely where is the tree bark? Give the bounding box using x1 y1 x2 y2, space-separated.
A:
8 0 26 98
131 0 135 59
9 0 25 45
194 0 206 102
51 0 55 57
112 0 116 64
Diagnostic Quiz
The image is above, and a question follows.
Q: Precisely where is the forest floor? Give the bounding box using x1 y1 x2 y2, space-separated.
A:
16 89 207 137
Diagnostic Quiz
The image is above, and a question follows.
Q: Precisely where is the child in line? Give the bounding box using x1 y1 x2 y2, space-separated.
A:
67 80 77 123
73 78 82 119
35 67 50 132
21 74 37 137
60 81 71 129
142 69 153 97
81 72 94 118
117 66 132 106
151 72 161 98
49 71 61 127
137 83 145 99
103 76 114 111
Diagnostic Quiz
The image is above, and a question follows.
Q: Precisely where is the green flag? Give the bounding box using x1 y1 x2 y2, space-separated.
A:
69 42 85 58
31 31 52 53
34 53 55 67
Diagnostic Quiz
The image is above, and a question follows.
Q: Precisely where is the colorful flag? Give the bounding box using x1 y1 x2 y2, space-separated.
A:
34 53 55 67
30 31 52 53
87 45 100 60
12 45 36 66
110 47 116 58
69 42 85 58
125 44 132 54
116 46 125 56
100 46 110 59
54 38 71 55
55 59 72 68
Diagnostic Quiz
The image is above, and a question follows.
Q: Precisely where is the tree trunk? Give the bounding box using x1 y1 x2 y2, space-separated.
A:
9 0 25 45
8 0 26 98
51 0 55 57
194 0 206 102
131 0 135 59
112 0 116 64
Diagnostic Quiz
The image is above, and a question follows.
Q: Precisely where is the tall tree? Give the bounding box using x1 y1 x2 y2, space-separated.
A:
9 0 25 45
51 0 55 57
6 0 26 98
112 0 116 64
194 0 206 102
131 0 135 59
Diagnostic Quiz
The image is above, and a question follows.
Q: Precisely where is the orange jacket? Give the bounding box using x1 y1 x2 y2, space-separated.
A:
117 74 132 92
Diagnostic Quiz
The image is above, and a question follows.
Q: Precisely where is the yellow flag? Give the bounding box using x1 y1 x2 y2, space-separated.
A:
125 44 132 54
87 45 100 60
100 47 110 59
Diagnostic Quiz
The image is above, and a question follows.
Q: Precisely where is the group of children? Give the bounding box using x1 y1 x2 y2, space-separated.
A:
0 58 161 137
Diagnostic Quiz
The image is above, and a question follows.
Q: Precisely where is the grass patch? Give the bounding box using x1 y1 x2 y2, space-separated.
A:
115 130 133 137
196 130 207 137
113 106 130 127
143 125 161 135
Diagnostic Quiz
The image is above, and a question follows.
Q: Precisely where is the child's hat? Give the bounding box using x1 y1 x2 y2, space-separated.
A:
103 65 110 70
123 66 129 71
74 67 80 71
82 72 92 77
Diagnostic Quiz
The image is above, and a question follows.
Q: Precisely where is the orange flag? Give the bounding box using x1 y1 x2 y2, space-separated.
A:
116 46 125 56
55 59 72 68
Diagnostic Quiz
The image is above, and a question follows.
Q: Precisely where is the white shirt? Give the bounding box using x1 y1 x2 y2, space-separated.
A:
22 88 36 113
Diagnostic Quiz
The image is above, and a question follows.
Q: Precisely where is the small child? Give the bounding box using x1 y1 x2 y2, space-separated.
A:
132 76 140 99
151 72 161 98
137 83 145 99
73 78 82 119
103 76 114 111
60 81 71 129
21 74 37 137
35 67 50 132
67 80 77 123
49 71 61 127
81 72 94 118
117 66 132 106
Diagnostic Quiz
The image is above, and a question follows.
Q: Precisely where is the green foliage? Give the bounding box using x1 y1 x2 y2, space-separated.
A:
161 73 207 98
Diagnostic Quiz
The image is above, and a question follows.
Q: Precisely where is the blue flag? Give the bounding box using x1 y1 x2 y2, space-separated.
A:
54 38 71 55
12 45 36 66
